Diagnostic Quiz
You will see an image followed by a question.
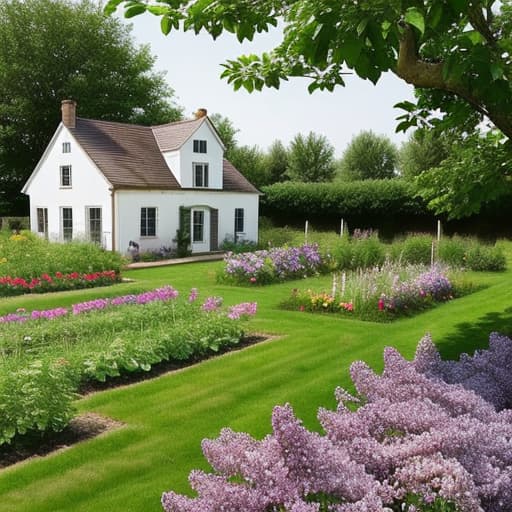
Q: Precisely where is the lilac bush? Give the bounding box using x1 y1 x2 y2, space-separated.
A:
221 244 323 285
162 333 512 512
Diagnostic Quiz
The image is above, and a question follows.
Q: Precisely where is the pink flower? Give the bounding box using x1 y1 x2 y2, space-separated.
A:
250 277 257 283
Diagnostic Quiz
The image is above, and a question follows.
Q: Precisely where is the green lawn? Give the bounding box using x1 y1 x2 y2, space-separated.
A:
0 245 511 512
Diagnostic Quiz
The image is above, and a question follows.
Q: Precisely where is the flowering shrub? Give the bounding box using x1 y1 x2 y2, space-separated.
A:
161 333 512 512
0 270 121 297
0 286 258 444
284 264 461 321
220 244 323 285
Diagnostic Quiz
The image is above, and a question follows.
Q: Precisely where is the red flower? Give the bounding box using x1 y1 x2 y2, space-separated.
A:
55 272 63 279
378 298 384 311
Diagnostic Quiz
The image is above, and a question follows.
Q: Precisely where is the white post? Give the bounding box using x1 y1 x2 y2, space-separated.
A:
332 273 337 297
431 240 435 266
437 220 442 242
340 218 344 237
305 220 309 243
341 271 346 297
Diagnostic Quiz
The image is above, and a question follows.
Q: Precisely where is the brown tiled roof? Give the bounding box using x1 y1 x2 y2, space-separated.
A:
69 117 258 194
222 159 260 194
152 117 205 152
70 118 180 188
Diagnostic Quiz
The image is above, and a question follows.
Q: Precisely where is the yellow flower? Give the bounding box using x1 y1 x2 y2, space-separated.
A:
0 257 6 264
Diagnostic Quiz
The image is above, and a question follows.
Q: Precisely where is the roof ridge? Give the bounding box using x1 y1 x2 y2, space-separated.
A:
76 117 153 130
151 117 204 130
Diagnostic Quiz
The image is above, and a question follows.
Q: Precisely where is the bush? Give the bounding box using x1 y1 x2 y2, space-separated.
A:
162 333 512 512
464 243 506 271
220 238 258 254
438 236 467 266
391 234 433 265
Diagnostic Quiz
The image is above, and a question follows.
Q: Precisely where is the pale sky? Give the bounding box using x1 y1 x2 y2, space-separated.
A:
120 13 416 157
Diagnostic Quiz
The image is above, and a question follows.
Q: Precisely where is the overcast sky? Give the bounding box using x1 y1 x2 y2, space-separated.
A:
120 14 416 157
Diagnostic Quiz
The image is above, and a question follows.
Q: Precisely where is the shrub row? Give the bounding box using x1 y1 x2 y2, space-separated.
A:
0 288 255 445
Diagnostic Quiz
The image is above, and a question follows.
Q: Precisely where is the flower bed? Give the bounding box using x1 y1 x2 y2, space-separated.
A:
282 264 471 321
0 270 121 297
219 244 324 285
0 231 124 296
161 332 512 512
0 287 257 445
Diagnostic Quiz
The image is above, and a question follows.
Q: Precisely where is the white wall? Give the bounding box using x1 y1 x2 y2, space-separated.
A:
23 125 113 249
116 189 259 254
162 150 181 184
176 121 224 189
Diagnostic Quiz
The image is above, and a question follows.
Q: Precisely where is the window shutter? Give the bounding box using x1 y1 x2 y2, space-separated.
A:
179 206 191 237
210 208 219 251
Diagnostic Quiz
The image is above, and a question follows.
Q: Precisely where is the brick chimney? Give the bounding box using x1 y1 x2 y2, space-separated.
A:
194 108 207 119
61 99 77 128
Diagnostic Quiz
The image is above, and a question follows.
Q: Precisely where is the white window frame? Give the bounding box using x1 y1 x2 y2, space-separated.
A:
36 207 48 239
193 139 207 153
60 165 72 188
62 142 71 153
60 207 73 241
193 163 209 188
192 210 205 242
140 207 157 237
86 206 102 244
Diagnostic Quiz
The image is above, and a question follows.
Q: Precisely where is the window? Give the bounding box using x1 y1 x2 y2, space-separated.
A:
140 207 157 237
193 139 207 153
60 165 72 187
62 142 71 153
193 210 204 242
235 208 244 234
86 207 102 244
193 163 209 187
60 207 73 241
36 207 48 239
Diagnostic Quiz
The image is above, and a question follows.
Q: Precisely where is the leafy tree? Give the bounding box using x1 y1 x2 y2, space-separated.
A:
228 144 269 188
399 129 451 180
287 132 336 183
264 140 289 184
0 0 182 215
209 113 239 157
339 131 398 181
416 130 512 219
107 0 512 139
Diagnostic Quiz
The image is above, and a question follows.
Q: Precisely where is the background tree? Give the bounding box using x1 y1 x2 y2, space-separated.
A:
108 0 512 217
287 132 335 183
398 129 451 181
228 145 268 188
209 113 239 157
264 140 289 184
339 131 398 181
0 0 182 215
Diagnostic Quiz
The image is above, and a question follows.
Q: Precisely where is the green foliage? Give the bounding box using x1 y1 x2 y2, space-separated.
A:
0 0 182 215
258 226 297 249
339 130 398 180
220 238 257 254
228 144 269 187
209 113 239 156
416 130 512 219
0 296 246 444
287 132 336 182
264 140 289 184
398 129 451 180
0 231 124 280
261 180 425 220
173 229 191 258
465 243 507 272
390 235 433 266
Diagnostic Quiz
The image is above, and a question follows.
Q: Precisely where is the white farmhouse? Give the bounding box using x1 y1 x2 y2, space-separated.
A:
22 100 260 254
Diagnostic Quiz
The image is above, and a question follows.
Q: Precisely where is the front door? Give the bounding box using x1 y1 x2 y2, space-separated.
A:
191 208 209 253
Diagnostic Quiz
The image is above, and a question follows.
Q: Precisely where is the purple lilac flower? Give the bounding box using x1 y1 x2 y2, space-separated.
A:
30 307 68 320
201 296 223 312
188 288 198 303
162 333 512 512
227 302 257 320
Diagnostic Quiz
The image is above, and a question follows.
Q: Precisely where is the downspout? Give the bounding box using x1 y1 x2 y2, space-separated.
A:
110 187 116 252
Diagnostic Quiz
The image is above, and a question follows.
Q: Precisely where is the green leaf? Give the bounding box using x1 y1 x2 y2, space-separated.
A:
339 39 363 67
356 18 369 36
394 100 417 112
490 62 504 81
427 3 444 29
161 16 172 36
447 0 470 14
146 5 169 16
125 4 146 18
404 7 425 35
103 0 123 16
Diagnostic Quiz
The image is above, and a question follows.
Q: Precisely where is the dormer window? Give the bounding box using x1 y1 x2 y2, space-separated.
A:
193 163 209 187
193 139 207 153
60 165 72 187
62 142 71 153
